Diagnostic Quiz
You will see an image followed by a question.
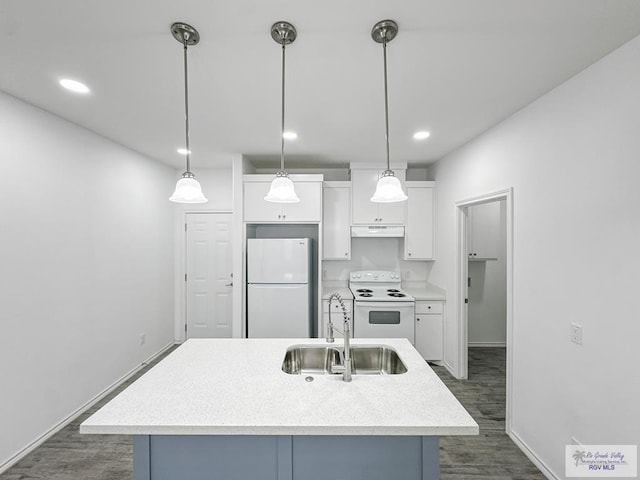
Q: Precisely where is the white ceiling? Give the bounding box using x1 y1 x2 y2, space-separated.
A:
2 1 640 170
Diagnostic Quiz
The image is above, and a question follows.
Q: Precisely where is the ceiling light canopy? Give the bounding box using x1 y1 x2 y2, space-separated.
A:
169 22 207 204
59 78 90 94
370 20 407 204
413 130 431 140
177 148 191 155
265 21 299 204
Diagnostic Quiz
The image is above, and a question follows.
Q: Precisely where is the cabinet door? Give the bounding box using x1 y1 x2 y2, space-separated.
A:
468 202 500 260
351 170 407 225
377 170 407 224
323 184 351 260
404 185 434 260
244 182 282 222
351 170 380 224
282 182 322 222
415 301 443 361
244 181 322 223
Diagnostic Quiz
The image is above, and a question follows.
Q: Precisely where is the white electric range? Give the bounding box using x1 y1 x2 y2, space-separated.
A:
349 270 415 343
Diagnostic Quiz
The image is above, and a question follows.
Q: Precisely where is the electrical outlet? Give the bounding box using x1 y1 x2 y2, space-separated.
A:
570 323 583 345
139 333 146 346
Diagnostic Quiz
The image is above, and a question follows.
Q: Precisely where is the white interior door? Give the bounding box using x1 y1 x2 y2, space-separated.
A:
186 213 233 338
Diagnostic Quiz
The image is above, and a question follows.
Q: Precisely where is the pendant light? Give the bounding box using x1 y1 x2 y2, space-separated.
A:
264 21 299 203
370 20 407 203
169 22 208 204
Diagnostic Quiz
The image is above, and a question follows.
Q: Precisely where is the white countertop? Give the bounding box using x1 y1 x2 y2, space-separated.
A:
402 282 447 301
321 283 353 300
80 338 477 437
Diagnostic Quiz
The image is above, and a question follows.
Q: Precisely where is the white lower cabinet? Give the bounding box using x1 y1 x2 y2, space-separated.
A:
414 301 443 362
321 297 353 338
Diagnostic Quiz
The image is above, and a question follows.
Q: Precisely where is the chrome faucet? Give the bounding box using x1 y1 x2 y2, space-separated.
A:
326 293 352 382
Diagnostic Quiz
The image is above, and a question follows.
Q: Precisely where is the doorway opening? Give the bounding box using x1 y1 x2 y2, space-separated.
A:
455 188 513 433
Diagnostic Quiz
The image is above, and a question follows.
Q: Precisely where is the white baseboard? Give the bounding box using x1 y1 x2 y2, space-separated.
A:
508 429 559 480
468 341 506 348
0 342 176 475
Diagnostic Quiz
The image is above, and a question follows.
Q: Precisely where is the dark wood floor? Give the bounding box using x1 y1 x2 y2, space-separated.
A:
1 347 545 479
434 348 546 480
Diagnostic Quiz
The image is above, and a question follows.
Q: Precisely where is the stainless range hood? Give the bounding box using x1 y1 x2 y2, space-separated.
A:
351 225 405 238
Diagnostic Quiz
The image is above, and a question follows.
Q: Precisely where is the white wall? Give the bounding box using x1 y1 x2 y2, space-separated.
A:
429 35 640 477
323 238 431 282
0 91 176 469
468 200 507 345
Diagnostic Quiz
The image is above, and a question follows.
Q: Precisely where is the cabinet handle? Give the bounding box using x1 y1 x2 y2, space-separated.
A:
345 253 348 256
427 306 431 310
408 253 412 256
278 214 281 220
282 214 286 220
416 317 420 322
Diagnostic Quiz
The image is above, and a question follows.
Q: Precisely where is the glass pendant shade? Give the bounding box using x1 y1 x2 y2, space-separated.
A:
370 171 408 203
169 175 208 203
264 173 300 203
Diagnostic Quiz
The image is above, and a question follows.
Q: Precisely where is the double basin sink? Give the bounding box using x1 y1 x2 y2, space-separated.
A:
282 345 407 376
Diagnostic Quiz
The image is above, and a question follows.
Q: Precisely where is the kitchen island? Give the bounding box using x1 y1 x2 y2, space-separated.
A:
81 338 478 479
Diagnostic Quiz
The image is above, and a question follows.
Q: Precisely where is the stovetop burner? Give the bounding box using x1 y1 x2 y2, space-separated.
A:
349 271 415 302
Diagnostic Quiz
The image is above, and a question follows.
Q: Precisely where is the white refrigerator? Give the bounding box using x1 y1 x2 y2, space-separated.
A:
247 238 313 338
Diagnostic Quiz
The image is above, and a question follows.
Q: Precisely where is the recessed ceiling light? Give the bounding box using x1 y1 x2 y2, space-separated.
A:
59 78 90 94
413 131 430 140
283 131 297 140
177 148 191 155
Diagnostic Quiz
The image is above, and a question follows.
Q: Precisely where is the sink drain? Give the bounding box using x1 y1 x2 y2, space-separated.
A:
305 376 314 382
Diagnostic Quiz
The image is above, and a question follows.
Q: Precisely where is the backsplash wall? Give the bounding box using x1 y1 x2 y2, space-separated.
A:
323 238 431 282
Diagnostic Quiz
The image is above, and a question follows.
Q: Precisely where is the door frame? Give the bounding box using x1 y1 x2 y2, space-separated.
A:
178 211 233 343
455 187 513 433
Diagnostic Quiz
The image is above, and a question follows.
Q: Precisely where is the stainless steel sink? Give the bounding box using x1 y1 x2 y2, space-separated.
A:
282 345 407 375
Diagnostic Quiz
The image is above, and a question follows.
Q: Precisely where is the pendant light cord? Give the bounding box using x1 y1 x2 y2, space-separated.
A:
280 38 286 173
382 32 391 172
183 35 192 175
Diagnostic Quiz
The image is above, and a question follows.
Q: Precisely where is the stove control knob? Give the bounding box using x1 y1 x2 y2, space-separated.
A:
373 273 379 279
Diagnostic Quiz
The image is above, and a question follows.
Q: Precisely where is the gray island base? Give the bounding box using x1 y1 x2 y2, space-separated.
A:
134 434 439 480
81 339 477 480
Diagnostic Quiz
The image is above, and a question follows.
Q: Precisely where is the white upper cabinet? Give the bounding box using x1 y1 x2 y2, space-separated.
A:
404 182 434 260
243 175 322 223
351 169 407 225
467 201 500 260
322 182 351 260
